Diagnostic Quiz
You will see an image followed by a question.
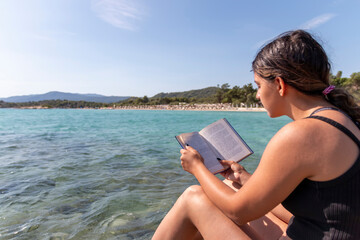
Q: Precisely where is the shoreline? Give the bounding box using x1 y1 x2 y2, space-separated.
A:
111 104 266 112
14 103 266 112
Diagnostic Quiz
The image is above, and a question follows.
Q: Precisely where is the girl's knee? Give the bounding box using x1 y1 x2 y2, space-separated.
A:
181 185 206 203
186 185 203 194
178 186 217 217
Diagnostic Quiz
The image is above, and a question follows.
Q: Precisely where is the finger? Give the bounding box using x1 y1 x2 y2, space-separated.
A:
219 160 235 167
220 171 230 179
180 148 187 154
220 160 234 164
231 162 243 172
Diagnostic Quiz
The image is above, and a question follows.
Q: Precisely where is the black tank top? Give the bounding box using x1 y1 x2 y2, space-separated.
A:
282 107 360 240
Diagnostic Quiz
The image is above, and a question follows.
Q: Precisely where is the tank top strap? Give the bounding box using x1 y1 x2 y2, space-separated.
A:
307 115 360 147
310 107 345 117
309 107 360 130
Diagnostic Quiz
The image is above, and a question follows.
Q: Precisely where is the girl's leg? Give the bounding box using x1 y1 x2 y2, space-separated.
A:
152 185 258 240
152 186 199 240
153 181 289 240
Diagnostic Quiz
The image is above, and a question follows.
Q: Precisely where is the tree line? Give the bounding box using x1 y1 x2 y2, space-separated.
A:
0 71 359 109
0 100 111 109
116 71 360 107
330 71 360 103
117 83 259 107
0 83 259 108
331 71 360 87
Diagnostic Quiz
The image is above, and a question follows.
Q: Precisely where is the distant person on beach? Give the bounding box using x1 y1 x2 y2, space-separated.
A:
152 30 360 239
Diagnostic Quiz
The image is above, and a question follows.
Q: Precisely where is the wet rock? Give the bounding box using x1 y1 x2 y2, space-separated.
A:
49 232 69 240
27 224 40 232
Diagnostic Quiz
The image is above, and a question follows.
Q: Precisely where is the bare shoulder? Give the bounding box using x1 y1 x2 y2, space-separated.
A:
264 116 359 181
268 119 325 154
273 116 357 147
277 117 327 136
261 119 329 177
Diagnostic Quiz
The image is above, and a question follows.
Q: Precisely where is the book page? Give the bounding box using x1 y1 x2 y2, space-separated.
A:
199 119 252 162
177 132 224 174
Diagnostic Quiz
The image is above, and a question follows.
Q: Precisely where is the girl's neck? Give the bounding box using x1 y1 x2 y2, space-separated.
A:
286 94 333 120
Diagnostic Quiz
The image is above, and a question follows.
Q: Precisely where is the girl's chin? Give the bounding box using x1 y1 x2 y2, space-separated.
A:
265 109 281 118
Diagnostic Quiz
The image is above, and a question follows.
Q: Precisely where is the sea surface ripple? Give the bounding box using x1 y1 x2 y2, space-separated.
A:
0 109 290 239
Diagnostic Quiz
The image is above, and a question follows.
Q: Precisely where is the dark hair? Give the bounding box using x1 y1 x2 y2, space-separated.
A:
252 30 360 122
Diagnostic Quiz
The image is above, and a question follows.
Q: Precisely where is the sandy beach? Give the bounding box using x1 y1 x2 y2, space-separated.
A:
17 103 266 112
104 103 266 112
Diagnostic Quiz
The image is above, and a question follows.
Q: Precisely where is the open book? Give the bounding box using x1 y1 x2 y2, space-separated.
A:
176 118 253 174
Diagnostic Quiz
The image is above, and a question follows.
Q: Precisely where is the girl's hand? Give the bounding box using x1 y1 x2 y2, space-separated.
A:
219 160 251 186
180 146 204 174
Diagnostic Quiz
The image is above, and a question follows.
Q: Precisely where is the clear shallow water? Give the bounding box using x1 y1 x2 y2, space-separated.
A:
0 109 290 239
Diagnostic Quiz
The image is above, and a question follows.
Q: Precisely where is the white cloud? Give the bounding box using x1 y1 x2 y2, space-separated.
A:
254 13 337 48
300 13 336 30
91 0 144 31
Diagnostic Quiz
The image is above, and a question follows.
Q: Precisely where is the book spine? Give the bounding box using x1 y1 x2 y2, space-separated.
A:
175 136 186 149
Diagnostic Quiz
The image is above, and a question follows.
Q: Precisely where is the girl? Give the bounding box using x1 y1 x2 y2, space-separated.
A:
153 30 360 240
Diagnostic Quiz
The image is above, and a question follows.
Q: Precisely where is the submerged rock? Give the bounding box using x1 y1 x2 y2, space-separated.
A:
49 232 69 240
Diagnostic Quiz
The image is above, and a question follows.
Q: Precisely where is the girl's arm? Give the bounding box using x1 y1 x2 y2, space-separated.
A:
180 121 315 225
220 160 293 224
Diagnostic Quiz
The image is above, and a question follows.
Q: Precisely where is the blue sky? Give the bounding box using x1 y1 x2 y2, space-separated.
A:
0 0 359 98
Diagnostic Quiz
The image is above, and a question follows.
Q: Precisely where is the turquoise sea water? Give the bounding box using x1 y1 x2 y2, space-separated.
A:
0 109 291 239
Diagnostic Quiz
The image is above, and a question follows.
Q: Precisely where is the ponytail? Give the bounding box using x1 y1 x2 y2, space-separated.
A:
326 88 360 122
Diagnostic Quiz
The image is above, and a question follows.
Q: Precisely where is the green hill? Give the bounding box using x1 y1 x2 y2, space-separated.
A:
152 87 218 99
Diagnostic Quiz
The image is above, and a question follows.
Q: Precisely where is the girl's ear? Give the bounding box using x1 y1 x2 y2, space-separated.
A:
274 77 286 96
